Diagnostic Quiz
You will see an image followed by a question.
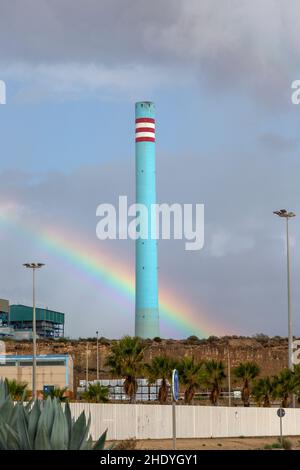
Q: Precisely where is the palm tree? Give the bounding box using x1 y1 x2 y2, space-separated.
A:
293 364 300 404
233 362 260 407
204 360 226 406
106 336 145 403
42 386 68 401
273 369 300 408
81 383 109 403
5 379 29 401
144 355 175 404
252 376 275 407
177 357 204 404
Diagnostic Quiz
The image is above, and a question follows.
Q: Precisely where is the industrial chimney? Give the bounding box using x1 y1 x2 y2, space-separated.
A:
135 102 160 339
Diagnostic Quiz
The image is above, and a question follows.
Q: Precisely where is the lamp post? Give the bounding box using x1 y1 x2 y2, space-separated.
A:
273 210 295 372
96 330 99 381
227 348 231 407
86 342 89 390
23 262 45 400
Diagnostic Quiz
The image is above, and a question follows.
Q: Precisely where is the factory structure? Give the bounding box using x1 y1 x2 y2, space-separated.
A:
135 102 160 338
0 300 71 394
0 354 73 394
0 299 65 340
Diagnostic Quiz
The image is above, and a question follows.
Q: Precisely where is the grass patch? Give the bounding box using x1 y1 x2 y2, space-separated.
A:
263 438 293 450
281 438 292 450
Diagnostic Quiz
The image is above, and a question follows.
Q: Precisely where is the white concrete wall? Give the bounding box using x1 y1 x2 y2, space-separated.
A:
68 403 300 441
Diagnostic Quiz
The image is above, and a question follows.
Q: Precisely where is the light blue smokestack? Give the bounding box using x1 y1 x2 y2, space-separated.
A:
135 102 159 338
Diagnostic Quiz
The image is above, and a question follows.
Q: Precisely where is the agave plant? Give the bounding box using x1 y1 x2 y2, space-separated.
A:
0 380 108 450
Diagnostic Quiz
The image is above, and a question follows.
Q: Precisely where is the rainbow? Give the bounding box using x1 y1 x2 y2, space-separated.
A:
0 201 231 337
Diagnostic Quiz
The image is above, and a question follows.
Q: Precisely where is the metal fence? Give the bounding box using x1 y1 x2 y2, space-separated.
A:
69 402 300 441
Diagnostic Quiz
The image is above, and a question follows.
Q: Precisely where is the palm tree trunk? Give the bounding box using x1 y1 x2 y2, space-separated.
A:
263 395 270 407
124 376 137 403
210 387 218 406
184 386 195 405
282 394 290 408
242 379 250 407
158 379 168 404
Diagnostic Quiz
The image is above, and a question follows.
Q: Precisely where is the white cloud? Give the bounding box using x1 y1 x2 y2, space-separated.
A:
209 228 255 258
0 62 185 102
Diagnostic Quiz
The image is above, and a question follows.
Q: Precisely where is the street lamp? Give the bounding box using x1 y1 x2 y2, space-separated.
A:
273 209 295 372
96 330 99 381
86 342 89 390
23 263 45 400
227 348 231 407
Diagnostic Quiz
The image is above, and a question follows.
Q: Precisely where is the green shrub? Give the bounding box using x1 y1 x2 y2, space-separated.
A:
271 442 282 449
42 386 68 401
186 335 200 343
5 378 29 401
81 383 109 403
281 438 293 450
264 444 272 450
264 439 292 450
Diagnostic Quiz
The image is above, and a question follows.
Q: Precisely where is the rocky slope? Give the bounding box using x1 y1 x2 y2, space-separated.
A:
2 335 291 387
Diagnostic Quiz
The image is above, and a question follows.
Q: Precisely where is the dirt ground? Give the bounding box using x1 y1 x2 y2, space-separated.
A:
132 436 300 450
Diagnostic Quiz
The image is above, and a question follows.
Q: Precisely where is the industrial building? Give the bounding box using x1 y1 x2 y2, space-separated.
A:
0 354 73 393
0 299 65 339
0 299 12 337
0 299 9 326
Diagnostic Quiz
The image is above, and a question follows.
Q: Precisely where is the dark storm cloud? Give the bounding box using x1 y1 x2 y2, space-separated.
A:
1 0 300 103
0 0 179 64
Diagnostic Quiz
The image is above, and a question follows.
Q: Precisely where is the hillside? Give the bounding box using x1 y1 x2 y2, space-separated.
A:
2 335 291 387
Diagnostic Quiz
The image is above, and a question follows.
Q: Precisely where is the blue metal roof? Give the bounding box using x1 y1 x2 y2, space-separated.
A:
0 354 69 361
10 305 65 324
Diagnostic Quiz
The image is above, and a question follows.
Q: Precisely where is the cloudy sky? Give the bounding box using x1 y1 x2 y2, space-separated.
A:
1 0 300 339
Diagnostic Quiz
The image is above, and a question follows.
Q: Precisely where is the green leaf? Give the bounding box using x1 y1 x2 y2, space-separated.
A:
93 429 108 450
34 424 52 450
0 397 14 422
64 401 72 445
28 400 41 447
37 396 54 438
50 402 68 450
69 411 88 450
80 435 93 450
0 421 9 449
15 403 31 449
0 379 8 405
5 423 22 450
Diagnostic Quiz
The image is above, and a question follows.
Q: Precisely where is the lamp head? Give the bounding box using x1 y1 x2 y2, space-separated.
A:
23 263 45 269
